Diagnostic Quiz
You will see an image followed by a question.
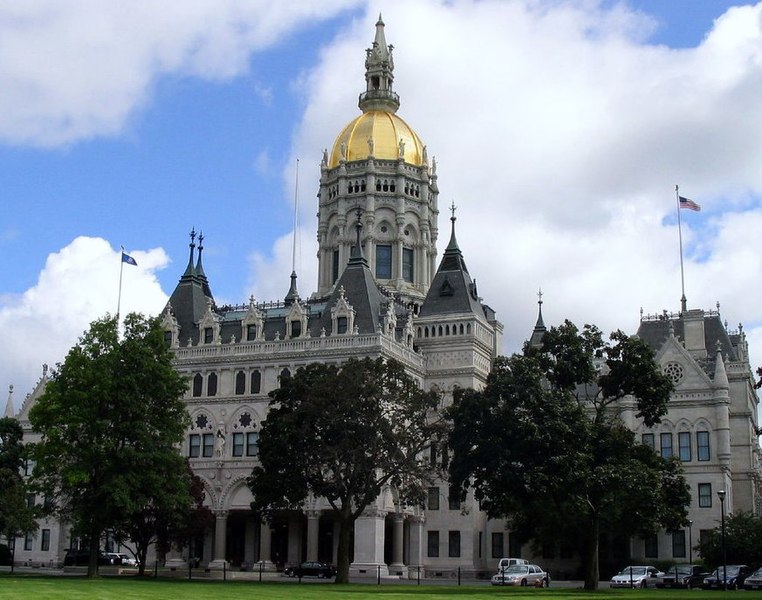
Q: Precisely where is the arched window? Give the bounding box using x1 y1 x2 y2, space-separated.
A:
207 373 218 397
192 374 203 397
235 371 246 395
250 371 261 394
232 412 259 458
280 368 291 383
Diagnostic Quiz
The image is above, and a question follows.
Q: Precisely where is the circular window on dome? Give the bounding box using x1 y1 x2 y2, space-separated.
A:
663 362 684 385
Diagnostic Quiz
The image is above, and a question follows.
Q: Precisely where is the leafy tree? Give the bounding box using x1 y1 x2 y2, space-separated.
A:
448 321 689 590
697 511 762 568
28 314 189 577
154 464 214 568
111 459 205 575
248 357 445 583
0 418 37 564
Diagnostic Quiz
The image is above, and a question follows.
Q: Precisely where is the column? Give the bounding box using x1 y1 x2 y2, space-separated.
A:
287 517 301 566
408 515 424 577
306 511 320 562
207 510 228 569
389 513 407 577
350 510 388 576
259 521 275 570
244 517 255 566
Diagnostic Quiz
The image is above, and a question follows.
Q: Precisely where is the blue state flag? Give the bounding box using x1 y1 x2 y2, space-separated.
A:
122 252 137 266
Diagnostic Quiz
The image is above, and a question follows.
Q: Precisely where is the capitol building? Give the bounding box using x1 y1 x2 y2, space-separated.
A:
11 18 761 579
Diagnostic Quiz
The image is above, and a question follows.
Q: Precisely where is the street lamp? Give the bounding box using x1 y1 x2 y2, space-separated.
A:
688 519 693 565
717 489 727 591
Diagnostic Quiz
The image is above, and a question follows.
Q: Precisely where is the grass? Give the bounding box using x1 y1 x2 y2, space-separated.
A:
0 574 757 600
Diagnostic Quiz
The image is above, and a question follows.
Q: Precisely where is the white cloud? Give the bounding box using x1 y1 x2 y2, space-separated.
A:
275 0 762 371
0 237 169 405
0 0 363 146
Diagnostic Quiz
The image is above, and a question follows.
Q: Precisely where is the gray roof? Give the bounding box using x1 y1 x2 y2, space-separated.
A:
419 217 486 318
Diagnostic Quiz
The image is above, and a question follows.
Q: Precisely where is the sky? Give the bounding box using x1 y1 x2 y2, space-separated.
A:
3 0 762 406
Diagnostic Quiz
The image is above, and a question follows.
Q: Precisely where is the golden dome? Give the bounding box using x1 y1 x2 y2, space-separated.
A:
328 111 425 168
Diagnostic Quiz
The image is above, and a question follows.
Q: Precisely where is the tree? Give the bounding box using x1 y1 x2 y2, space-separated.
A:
0 418 37 566
111 459 206 575
698 511 762 567
28 314 189 577
248 357 446 583
153 464 214 569
448 321 689 590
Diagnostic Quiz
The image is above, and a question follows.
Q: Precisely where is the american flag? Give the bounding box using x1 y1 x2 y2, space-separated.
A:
679 196 701 212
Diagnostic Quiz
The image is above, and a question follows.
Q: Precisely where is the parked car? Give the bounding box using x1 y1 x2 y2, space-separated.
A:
610 565 663 588
63 549 113 566
655 564 709 589
490 564 550 587
118 553 139 567
283 561 337 578
742 566 762 590
104 552 122 565
702 565 752 590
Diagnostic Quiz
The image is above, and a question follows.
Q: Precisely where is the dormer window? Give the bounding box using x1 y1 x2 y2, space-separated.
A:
163 330 173 347
246 324 257 341
337 317 348 334
204 328 213 344
291 321 301 338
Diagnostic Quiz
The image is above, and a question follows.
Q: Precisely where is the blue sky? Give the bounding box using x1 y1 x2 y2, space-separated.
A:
3 0 762 401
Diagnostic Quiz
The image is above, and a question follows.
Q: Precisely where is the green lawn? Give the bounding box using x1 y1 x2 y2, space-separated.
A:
0 575 759 600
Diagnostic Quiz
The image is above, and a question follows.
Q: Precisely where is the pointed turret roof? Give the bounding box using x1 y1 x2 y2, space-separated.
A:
529 290 547 348
284 271 300 306
419 209 484 318
167 228 215 346
316 210 386 334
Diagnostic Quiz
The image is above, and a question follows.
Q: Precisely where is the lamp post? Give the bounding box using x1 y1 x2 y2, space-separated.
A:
717 489 727 591
688 519 693 565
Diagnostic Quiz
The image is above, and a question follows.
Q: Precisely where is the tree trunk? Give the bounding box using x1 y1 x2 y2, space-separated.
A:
335 510 353 584
583 515 600 591
87 534 100 578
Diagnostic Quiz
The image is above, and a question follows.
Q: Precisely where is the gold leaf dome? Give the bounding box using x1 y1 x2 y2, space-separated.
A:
328 111 425 168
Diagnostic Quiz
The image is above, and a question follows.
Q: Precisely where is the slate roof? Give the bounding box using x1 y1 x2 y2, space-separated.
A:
418 216 486 319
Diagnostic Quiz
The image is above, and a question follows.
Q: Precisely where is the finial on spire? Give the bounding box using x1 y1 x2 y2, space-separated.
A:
537 288 543 305
450 201 457 221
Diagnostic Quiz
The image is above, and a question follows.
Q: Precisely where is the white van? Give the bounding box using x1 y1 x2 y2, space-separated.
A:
497 557 529 570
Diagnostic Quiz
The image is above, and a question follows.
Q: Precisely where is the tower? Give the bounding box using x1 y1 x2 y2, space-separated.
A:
316 15 439 306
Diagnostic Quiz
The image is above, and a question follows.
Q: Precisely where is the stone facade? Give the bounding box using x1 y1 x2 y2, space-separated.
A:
8 17 761 579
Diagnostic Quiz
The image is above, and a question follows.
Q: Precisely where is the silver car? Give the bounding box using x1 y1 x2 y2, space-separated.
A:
610 565 662 588
491 564 550 587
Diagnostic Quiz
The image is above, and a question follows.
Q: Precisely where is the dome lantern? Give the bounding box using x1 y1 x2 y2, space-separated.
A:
359 14 400 114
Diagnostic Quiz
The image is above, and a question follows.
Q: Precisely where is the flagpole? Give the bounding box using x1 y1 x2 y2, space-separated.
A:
675 185 687 313
117 246 125 326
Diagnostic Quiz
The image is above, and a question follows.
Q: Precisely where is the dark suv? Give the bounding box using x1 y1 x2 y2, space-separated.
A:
63 549 112 566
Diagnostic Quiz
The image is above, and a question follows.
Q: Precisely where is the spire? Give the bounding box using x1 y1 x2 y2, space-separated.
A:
446 202 459 251
195 231 213 297
4 384 14 418
348 207 369 267
529 289 547 348
195 231 206 277
183 228 197 278
284 271 300 306
359 14 400 113
713 341 729 388
438 203 468 272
